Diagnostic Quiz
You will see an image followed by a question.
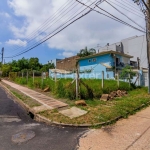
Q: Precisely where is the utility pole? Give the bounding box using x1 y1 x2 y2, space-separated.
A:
1 47 4 64
146 0 150 93
137 57 140 70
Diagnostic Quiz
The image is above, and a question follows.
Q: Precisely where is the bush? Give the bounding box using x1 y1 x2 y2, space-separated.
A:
11 77 135 100
9 72 18 81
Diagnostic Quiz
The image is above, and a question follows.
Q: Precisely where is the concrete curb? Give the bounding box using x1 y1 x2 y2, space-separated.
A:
1 81 150 128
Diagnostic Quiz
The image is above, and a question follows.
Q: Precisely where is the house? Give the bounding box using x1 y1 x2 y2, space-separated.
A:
48 59 62 68
56 55 79 71
99 35 147 68
77 50 133 79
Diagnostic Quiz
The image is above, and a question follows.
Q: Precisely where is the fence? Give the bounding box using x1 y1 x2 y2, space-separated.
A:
8 69 147 100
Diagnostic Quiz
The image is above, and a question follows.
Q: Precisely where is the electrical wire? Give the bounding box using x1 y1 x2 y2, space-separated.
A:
76 0 145 33
95 4 145 33
4 0 146 58
113 0 144 15
5 0 97 57
4 0 99 58
5 0 78 55
122 0 143 11
5 10 92 58
109 0 145 18
106 1 145 30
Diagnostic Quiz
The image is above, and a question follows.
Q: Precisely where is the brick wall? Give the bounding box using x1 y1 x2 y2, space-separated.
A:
56 55 79 71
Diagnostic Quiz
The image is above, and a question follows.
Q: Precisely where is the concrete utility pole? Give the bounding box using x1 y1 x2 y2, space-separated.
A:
137 57 140 70
1 47 4 64
146 0 150 93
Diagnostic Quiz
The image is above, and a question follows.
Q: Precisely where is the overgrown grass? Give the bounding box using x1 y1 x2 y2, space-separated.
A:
9 88 41 108
14 77 133 100
39 87 150 125
6 77 150 125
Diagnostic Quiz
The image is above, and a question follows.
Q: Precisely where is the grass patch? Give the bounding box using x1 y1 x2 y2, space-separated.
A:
13 77 133 100
11 90 41 108
5 77 150 126
12 90 41 107
39 87 150 125
4 84 42 108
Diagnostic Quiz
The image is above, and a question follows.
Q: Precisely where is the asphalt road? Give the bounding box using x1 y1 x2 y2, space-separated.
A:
0 86 86 150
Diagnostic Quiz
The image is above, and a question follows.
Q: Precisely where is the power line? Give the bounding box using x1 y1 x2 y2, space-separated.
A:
75 0 145 33
122 0 143 11
132 0 147 16
5 0 78 55
4 0 99 58
95 4 145 33
114 0 144 15
5 10 92 58
76 0 145 33
5 0 96 57
109 0 145 18
106 0 145 30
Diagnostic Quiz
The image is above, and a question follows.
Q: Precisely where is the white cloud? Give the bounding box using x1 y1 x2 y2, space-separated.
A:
6 39 27 47
59 51 74 57
0 12 10 18
7 0 145 53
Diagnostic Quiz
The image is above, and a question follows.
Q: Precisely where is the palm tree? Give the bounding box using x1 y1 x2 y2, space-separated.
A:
77 47 96 57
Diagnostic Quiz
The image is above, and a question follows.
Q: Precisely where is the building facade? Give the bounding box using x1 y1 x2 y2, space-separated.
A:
99 35 147 68
56 55 79 71
78 50 133 79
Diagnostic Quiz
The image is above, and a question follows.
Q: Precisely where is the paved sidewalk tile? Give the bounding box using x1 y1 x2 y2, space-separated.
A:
2 80 68 110
78 106 150 150
59 107 87 119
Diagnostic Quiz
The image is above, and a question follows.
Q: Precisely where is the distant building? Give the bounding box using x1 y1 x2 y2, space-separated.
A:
56 55 79 71
78 50 133 79
99 35 147 68
48 59 62 68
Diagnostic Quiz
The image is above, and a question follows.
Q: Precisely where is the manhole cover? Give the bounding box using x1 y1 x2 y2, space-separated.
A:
12 130 35 143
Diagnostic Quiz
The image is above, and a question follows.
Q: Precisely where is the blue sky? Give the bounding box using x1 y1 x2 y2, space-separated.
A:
0 0 145 64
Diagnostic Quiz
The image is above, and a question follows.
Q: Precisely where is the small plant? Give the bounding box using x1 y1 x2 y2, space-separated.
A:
120 65 136 83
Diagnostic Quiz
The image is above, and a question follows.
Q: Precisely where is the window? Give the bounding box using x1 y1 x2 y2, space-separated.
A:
88 59 92 63
92 58 97 62
116 57 120 65
107 74 109 78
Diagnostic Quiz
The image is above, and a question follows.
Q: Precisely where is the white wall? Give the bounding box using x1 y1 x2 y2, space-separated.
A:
121 35 147 68
99 35 147 68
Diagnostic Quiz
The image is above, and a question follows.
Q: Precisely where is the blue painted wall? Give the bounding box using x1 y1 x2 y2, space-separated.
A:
79 54 117 79
49 53 125 79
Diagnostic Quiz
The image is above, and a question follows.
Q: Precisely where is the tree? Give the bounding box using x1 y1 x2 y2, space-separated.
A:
120 65 136 83
40 63 55 72
77 46 96 57
17 57 29 71
2 64 11 77
28 57 41 70
11 60 20 72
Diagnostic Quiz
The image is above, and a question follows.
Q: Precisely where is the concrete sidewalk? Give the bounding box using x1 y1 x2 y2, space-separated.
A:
2 80 87 119
2 80 68 110
78 106 150 150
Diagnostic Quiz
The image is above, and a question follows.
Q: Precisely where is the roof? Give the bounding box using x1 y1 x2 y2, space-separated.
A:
57 55 79 63
49 69 72 74
77 50 133 61
101 63 112 68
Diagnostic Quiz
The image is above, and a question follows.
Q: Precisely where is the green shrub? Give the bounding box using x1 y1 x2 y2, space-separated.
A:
9 72 18 81
12 77 135 100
